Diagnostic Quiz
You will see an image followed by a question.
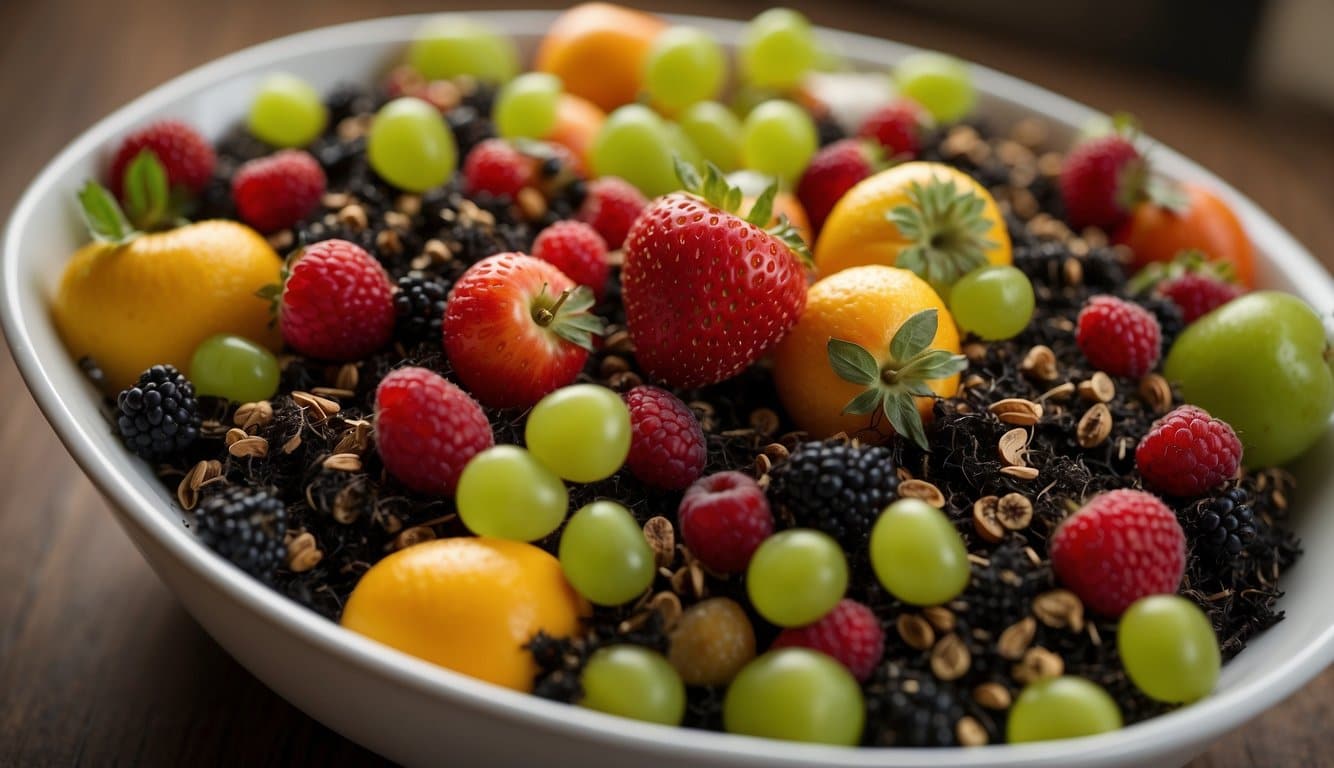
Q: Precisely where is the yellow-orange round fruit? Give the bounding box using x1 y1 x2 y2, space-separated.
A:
534 3 668 112
814 162 1010 280
545 92 606 173
773 265 961 441
742 190 814 250
341 537 589 692
53 220 282 391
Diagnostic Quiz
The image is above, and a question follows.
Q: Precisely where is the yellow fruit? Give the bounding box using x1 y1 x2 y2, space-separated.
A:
53 220 282 391
773 265 961 442
814 162 1010 291
341 537 589 692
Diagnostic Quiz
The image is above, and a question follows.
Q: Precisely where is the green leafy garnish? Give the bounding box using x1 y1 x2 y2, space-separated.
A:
673 156 812 265
887 176 998 296
531 284 605 352
77 181 138 245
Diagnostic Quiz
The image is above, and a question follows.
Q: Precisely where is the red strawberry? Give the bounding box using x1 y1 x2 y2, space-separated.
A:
624 385 706 490
1136 405 1243 497
576 176 648 249
677 471 774 574
796 139 878 234
463 138 532 198
1075 295 1161 378
375 367 494 496
1059 133 1145 231
532 221 610 301
1050 489 1186 616
623 163 808 388
770 599 884 681
856 100 929 159
109 119 216 199
232 150 326 233
442 253 603 408
1157 273 1243 323
280 239 395 361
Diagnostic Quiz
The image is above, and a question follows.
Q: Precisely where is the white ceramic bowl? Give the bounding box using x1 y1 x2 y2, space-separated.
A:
4 11 1332 768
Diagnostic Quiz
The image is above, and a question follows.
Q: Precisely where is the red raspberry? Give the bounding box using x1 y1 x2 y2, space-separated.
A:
1059 134 1144 231
1157 273 1243 323
463 138 532 198
1075 295 1162 378
856 100 928 159
280 239 395 361
576 176 648 249
374 367 493 496
109 119 216 199
796 139 878 234
1050 489 1186 617
231 149 326 233
532 221 610 301
1135 405 1242 497
624 386 706 491
770 599 884 681
678 472 774 574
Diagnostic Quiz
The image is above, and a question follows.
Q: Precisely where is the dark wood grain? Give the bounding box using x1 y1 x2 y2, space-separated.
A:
1 1 1330 765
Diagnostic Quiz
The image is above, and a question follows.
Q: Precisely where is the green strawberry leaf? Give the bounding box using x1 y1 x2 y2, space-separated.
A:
745 183 777 228
883 392 930 451
123 150 170 230
77 181 138 245
890 309 938 362
827 337 880 386
842 388 884 416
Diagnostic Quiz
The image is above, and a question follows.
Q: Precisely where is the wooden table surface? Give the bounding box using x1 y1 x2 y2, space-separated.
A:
1 0 1330 765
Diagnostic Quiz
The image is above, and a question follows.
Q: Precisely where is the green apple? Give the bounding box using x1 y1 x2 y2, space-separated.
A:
1164 291 1333 467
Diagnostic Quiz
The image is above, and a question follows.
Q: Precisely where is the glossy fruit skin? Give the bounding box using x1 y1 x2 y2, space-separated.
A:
773 266 960 441
525 384 632 483
622 193 808 389
1075 295 1162 378
546 93 606 170
494 72 563 140
109 120 216 199
1157 272 1243 324
53 220 282 390
643 26 726 112
678 101 744 171
558 501 655 605
231 149 326 233
678 471 774 573
668 597 756 686
456 446 568 541
1164 291 1334 468
770 599 884 682
189 334 280 403
532 221 610 301
589 104 680 197
408 16 519 84
948 265 1035 341
280 239 396 361
747 529 848 627
623 386 706 490
534 3 668 112
740 100 819 185
1117 183 1255 288
462 138 532 198
367 97 458 193
814 162 1010 280
797 139 877 235
575 176 649 250
1007 676 1122 743
341 537 588 692
1118 595 1221 703
869 498 970 606
376 367 494 497
857 100 928 159
247 73 328 148
579 646 686 725
722 648 865 746
1058 135 1143 232
893 52 976 123
737 8 817 90
1135 405 1243 497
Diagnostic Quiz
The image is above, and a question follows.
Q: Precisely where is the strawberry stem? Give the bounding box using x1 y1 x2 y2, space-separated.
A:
533 287 572 327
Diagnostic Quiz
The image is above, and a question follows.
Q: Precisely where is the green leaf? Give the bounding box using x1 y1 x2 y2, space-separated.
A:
77 181 137 244
673 155 703 193
123 150 170 230
827 337 881 386
890 309 938 362
842 387 884 416
1145 176 1189 214
768 214 813 266
883 392 930 451
746 183 777 228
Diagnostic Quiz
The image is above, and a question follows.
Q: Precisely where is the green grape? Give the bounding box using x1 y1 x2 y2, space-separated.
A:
665 122 703 173
722 648 864 745
408 15 519 84
1008 676 1123 743
949 265 1036 340
525 384 631 483
559 501 655 606
740 100 818 185
869 498 969 606
493 73 562 140
746 529 847 627
247 73 328 148
189 334 279 403
590 105 681 197
644 27 726 112
367 97 458 192
580 645 686 725
738 8 817 89
455 446 567 542
1118 595 1221 703
894 51 976 123
678 101 743 171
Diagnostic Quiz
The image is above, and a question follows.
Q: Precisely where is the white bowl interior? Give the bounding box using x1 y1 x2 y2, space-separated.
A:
4 11 1333 768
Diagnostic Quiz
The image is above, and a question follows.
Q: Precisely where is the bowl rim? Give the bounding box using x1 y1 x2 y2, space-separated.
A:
4 10 1332 766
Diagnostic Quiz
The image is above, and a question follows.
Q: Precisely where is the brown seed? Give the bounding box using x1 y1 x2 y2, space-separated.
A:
224 427 248 446
375 228 403 257
311 387 355 400
281 433 302 454
607 370 642 391
1000 465 1039 481
922 605 956 633
323 453 363 472
1077 403 1113 448
335 364 359 392
898 479 945 508
1033 589 1085 632
996 493 1034 530
599 355 631 378
1036 151 1064 177
972 496 1005 543
1019 345 1058 382
621 591 685 635
333 483 363 525
956 716 988 747
749 408 780 436
753 453 772 476
896 614 936 651
395 194 422 216
517 187 547 220
392 525 436 551
998 617 1037 660
643 516 676 570
761 442 789 463
1078 372 1116 403
176 459 223 510
266 229 294 251
963 342 988 362
962 373 988 391
606 329 635 354
930 633 971 681
973 682 1012 710
1039 382 1077 402
292 390 341 422
337 204 369 232
1011 117 1049 148
668 597 756 686
1012 647 1064 684
228 436 269 458
989 398 1043 426
321 192 351 209
422 238 451 264
1062 257 1084 287
1138 373 1173 414
424 79 461 110
998 428 1029 467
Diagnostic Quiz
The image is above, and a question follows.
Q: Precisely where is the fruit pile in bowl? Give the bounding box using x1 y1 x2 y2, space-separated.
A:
38 2 1333 752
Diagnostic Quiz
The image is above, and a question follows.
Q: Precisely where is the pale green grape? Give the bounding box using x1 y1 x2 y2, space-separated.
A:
869 498 969 606
367 97 458 192
590 105 681 197
678 101 743 171
580 646 686 725
644 27 726 112
1008 676 1123 743
455 446 567 541
949 265 1036 340
746 529 847 627
723 648 864 745
189 334 279 403
493 73 562 140
1118 595 1220 703
408 16 519 84
665 122 703 173
525 384 631 483
247 73 327 148
738 8 817 89
558 501 655 606
894 52 976 123
740 100 817 185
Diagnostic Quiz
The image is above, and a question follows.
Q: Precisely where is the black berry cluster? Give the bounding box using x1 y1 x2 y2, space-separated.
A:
393 273 449 344
766 440 900 549
194 485 288 581
864 663 972 747
1192 487 1257 556
115 364 200 459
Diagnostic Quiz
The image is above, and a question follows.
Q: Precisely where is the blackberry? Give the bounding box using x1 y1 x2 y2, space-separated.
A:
766 440 899 549
193 485 288 581
864 663 970 746
1190 487 1257 556
116 364 200 459
955 539 1051 634
393 274 448 343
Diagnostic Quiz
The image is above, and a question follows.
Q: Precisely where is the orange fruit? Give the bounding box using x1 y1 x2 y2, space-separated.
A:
545 93 606 172
534 3 668 112
773 265 961 442
341 537 589 692
1116 183 1255 288
742 190 813 250
53 220 282 391
814 162 1011 288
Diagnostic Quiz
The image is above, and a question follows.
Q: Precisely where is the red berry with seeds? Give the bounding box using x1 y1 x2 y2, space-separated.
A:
109 119 216 199
462 138 532 198
1050 489 1186 617
1158 273 1243 324
232 149 327 233
1059 134 1144 231
677 471 774 574
280 239 395 361
770 599 884 682
856 100 928 159
532 221 610 301
623 386 706 491
1076 295 1162 378
375 367 494 496
1136 405 1243 497
443 252 603 408
576 176 648 249
796 139 878 234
